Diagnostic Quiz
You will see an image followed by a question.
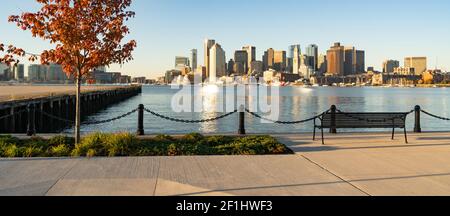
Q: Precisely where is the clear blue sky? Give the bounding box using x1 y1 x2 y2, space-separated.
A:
1 0 450 78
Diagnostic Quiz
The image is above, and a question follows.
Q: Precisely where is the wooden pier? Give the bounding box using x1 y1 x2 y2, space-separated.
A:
0 85 142 134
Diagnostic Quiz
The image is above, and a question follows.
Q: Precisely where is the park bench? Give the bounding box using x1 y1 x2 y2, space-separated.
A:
314 111 410 145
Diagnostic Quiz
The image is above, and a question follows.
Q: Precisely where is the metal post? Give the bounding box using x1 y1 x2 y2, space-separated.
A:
330 105 337 134
137 104 145 136
414 105 422 133
27 104 36 136
238 105 246 135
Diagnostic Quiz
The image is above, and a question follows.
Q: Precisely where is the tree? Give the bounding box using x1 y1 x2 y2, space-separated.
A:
7 0 136 144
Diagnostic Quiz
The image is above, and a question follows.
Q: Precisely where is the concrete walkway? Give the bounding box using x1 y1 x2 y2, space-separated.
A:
2 132 450 196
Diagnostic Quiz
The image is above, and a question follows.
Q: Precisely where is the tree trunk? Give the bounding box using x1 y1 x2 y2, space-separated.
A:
75 76 82 144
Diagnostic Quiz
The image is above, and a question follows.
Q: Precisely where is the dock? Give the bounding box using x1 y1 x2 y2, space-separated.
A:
0 85 142 134
2 132 450 196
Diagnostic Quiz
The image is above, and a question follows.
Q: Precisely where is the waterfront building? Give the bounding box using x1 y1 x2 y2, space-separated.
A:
263 69 278 83
28 64 49 82
209 43 226 83
119 75 132 84
242 45 256 73
234 50 248 74
344 47 356 76
383 60 400 73
263 48 275 71
204 39 216 79
165 69 182 84
292 45 301 74
305 44 319 70
393 67 415 75
250 61 264 76
356 50 365 73
227 59 235 76
274 50 287 72
92 70 113 84
318 54 327 76
13 64 25 81
404 57 427 75
132 77 147 84
47 64 66 83
326 42 345 76
299 63 314 79
190 49 197 72
233 62 245 76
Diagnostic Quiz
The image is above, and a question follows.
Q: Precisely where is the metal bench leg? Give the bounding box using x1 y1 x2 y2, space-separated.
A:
321 127 325 145
313 127 316 141
404 127 408 144
392 127 395 140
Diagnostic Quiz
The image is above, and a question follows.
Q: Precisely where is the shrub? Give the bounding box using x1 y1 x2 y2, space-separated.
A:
182 133 204 144
49 144 70 157
3 145 20 157
22 146 44 157
167 143 180 156
48 135 75 147
103 133 139 156
72 132 108 157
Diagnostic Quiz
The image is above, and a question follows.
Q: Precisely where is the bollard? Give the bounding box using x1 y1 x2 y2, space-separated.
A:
414 105 422 133
238 106 246 135
137 104 145 136
330 105 337 134
27 104 36 136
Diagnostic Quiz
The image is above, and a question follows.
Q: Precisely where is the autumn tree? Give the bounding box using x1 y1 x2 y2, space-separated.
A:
8 0 136 144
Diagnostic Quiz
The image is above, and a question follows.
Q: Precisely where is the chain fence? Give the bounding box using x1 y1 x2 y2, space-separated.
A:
144 108 237 123
421 110 450 121
245 109 328 125
38 108 138 125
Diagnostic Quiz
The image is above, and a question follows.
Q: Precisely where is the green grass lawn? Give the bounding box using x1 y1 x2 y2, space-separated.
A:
0 133 293 158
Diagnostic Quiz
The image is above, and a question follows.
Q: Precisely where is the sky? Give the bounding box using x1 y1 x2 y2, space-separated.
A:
1 0 450 78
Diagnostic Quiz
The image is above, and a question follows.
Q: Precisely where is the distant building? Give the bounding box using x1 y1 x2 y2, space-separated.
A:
250 61 264 76
404 57 427 75
292 45 301 74
326 42 345 76
132 77 146 84
204 39 216 79
227 59 235 76
13 64 25 81
165 69 181 84
209 43 226 83
242 45 256 73
263 48 275 71
273 50 287 72
305 44 319 70
91 70 113 84
47 64 66 83
393 67 415 75
233 62 245 76
383 60 400 73
356 50 365 74
234 50 248 75
190 49 197 72
175 56 189 68
317 54 327 76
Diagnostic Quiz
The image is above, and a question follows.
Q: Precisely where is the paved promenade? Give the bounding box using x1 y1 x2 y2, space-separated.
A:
2 132 450 196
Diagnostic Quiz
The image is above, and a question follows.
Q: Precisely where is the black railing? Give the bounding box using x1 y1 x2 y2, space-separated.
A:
3 104 450 136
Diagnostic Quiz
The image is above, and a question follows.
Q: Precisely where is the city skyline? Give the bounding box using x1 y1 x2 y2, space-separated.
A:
1 0 450 78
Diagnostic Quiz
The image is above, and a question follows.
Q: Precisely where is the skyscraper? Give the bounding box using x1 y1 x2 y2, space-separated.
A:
292 45 301 74
326 42 345 76
204 39 216 78
13 64 24 81
263 48 275 71
383 60 400 73
318 54 327 76
344 47 356 75
305 44 319 71
242 45 256 74
234 50 248 75
227 59 235 76
288 45 300 73
404 57 427 75
355 50 365 73
274 50 287 72
190 49 197 72
209 43 226 83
